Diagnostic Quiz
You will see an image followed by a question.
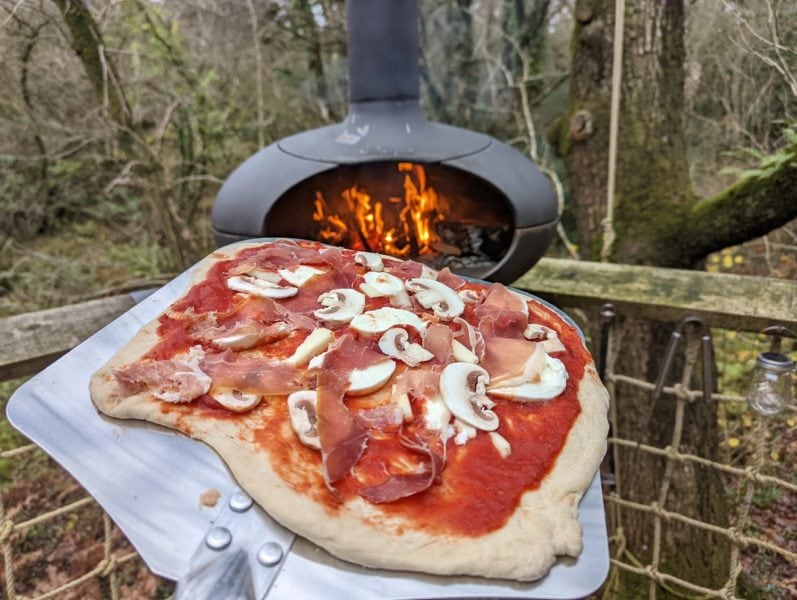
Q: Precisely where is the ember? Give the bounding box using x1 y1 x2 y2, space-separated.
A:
265 161 514 278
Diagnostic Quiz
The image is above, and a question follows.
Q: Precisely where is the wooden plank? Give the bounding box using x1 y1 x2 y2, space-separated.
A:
0 295 135 381
513 258 797 332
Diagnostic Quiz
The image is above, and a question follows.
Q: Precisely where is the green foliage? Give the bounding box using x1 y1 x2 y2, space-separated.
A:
720 123 797 182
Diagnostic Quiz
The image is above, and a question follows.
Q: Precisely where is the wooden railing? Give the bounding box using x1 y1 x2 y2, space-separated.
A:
2 258 794 382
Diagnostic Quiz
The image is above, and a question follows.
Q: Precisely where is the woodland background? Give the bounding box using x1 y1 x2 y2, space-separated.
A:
0 0 795 598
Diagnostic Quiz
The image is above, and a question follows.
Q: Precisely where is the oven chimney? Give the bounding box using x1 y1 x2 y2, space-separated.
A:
211 0 559 283
347 0 420 104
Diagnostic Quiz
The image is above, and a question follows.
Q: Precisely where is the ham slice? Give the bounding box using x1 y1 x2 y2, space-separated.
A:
475 284 529 339
321 333 391 373
358 432 444 504
480 336 541 385
316 371 370 488
113 346 211 403
394 368 440 398
280 266 358 315
423 324 455 365
199 350 306 395
189 314 291 350
451 317 486 361
436 267 465 290
384 259 424 280
356 404 404 431
238 241 347 271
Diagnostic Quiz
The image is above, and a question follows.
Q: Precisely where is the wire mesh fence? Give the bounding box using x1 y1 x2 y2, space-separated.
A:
0 305 794 599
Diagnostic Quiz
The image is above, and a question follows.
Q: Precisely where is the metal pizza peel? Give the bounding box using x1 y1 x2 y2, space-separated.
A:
6 240 609 599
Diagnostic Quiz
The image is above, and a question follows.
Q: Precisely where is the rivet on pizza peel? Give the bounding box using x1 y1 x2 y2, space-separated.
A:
378 327 434 367
405 278 465 320
439 363 499 431
227 275 298 299
313 289 366 325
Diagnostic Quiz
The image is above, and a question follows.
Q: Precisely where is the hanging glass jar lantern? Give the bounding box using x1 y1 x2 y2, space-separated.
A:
746 326 795 417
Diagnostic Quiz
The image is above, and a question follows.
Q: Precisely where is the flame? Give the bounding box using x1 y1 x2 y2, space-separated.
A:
311 163 448 256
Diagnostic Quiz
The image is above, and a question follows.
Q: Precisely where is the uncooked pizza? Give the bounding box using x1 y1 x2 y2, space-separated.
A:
90 239 608 582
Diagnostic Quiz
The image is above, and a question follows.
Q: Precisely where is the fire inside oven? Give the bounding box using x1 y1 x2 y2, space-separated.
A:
264 162 514 277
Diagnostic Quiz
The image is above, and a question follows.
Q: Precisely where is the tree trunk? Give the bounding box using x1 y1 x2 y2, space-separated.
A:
560 0 797 595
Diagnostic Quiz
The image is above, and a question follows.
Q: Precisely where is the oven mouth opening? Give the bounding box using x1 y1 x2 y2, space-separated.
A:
264 161 515 278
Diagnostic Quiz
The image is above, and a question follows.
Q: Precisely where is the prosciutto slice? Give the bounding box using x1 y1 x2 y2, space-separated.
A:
436 267 465 290
321 333 391 373
480 336 542 385
199 350 306 395
316 371 370 487
384 259 424 280
423 324 455 365
356 404 404 431
188 314 291 350
475 283 529 339
394 368 440 398
113 346 211 403
238 241 347 272
280 266 358 315
451 317 486 361
358 432 444 504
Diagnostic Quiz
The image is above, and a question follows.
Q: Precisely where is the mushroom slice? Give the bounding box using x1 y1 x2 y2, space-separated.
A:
458 289 481 303
227 275 298 299
211 388 261 413
405 278 465 320
348 360 397 396
350 307 426 337
313 289 365 325
211 330 268 351
439 363 499 431
286 328 335 366
420 264 439 280
523 324 566 353
278 265 324 287
249 269 282 284
354 251 384 272
451 339 478 364
378 328 434 367
360 272 411 308
488 355 568 401
489 432 512 458
287 391 321 449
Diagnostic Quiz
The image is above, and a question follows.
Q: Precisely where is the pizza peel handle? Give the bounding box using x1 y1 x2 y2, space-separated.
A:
174 490 295 600
176 548 255 600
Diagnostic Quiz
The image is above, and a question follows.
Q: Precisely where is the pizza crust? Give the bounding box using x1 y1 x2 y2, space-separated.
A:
89 241 609 582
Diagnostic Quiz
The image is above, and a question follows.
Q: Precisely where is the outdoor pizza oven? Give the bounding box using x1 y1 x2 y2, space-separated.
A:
211 0 558 283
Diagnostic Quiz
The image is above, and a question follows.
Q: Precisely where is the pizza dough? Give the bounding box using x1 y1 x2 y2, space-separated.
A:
90 240 609 582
